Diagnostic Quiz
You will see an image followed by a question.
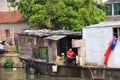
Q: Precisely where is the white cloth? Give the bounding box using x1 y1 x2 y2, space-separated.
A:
0 44 5 50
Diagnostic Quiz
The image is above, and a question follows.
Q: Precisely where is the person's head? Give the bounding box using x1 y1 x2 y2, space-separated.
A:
69 48 72 51
62 53 64 55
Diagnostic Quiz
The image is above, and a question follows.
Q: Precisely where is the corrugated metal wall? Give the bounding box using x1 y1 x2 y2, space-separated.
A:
83 27 113 66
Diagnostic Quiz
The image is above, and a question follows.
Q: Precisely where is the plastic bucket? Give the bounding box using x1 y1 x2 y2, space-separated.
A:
52 65 58 72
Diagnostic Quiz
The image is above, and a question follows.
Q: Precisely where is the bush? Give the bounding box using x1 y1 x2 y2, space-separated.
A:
4 58 14 68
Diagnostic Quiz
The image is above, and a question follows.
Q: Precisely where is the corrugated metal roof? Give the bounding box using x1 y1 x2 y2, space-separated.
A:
20 29 51 37
20 29 81 37
85 21 120 28
44 35 66 41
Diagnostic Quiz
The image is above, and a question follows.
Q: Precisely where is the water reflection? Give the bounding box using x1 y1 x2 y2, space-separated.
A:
0 67 89 80
0 67 25 80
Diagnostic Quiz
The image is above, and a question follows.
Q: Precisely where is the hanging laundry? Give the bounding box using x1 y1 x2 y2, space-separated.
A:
112 38 118 50
104 37 115 66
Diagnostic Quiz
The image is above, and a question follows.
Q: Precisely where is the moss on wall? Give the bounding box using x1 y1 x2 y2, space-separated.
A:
0 53 23 68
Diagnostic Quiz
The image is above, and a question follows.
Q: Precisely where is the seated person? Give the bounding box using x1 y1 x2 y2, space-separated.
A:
65 48 76 64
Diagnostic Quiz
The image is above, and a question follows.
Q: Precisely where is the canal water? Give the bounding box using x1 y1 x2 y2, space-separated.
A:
0 67 90 80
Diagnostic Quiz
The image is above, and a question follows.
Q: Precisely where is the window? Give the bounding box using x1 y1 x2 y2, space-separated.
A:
114 3 120 15
5 29 10 38
104 4 112 15
19 38 34 43
113 28 120 39
27 38 34 42
19 38 25 43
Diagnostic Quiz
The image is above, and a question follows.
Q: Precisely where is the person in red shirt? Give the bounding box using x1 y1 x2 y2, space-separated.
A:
65 48 76 64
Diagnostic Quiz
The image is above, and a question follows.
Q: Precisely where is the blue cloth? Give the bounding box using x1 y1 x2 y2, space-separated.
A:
112 38 118 50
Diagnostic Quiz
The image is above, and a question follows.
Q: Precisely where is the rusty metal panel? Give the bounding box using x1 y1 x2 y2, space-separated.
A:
37 38 44 47
44 35 66 41
19 43 33 59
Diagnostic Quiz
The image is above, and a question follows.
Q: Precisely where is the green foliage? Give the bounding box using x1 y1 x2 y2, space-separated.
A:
4 58 14 68
18 0 106 31
8 0 16 2
10 2 18 7
11 45 16 52
15 43 19 53
11 44 19 53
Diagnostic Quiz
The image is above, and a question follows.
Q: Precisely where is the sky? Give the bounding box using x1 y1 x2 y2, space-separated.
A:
102 0 108 2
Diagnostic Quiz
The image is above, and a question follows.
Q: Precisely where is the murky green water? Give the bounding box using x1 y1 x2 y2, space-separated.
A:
0 67 89 80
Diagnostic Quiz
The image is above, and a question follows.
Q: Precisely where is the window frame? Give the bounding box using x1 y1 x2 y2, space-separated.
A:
113 27 120 39
104 4 112 16
114 3 120 15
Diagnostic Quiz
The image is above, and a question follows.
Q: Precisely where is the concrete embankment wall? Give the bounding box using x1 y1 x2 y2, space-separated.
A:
0 53 23 68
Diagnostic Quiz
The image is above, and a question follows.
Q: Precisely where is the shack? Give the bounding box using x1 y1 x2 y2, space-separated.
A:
18 29 82 65
83 21 120 68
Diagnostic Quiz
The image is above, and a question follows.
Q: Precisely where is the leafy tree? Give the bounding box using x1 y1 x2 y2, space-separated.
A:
18 0 106 31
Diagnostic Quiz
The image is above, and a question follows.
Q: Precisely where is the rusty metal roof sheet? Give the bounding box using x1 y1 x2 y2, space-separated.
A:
44 35 66 41
20 29 81 37
20 29 51 37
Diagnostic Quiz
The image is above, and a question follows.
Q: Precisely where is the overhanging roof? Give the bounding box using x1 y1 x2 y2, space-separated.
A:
85 21 120 28
44 35 66 41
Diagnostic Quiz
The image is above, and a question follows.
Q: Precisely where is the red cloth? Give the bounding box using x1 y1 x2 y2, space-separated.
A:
104 37 115 66
66 49 76 59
